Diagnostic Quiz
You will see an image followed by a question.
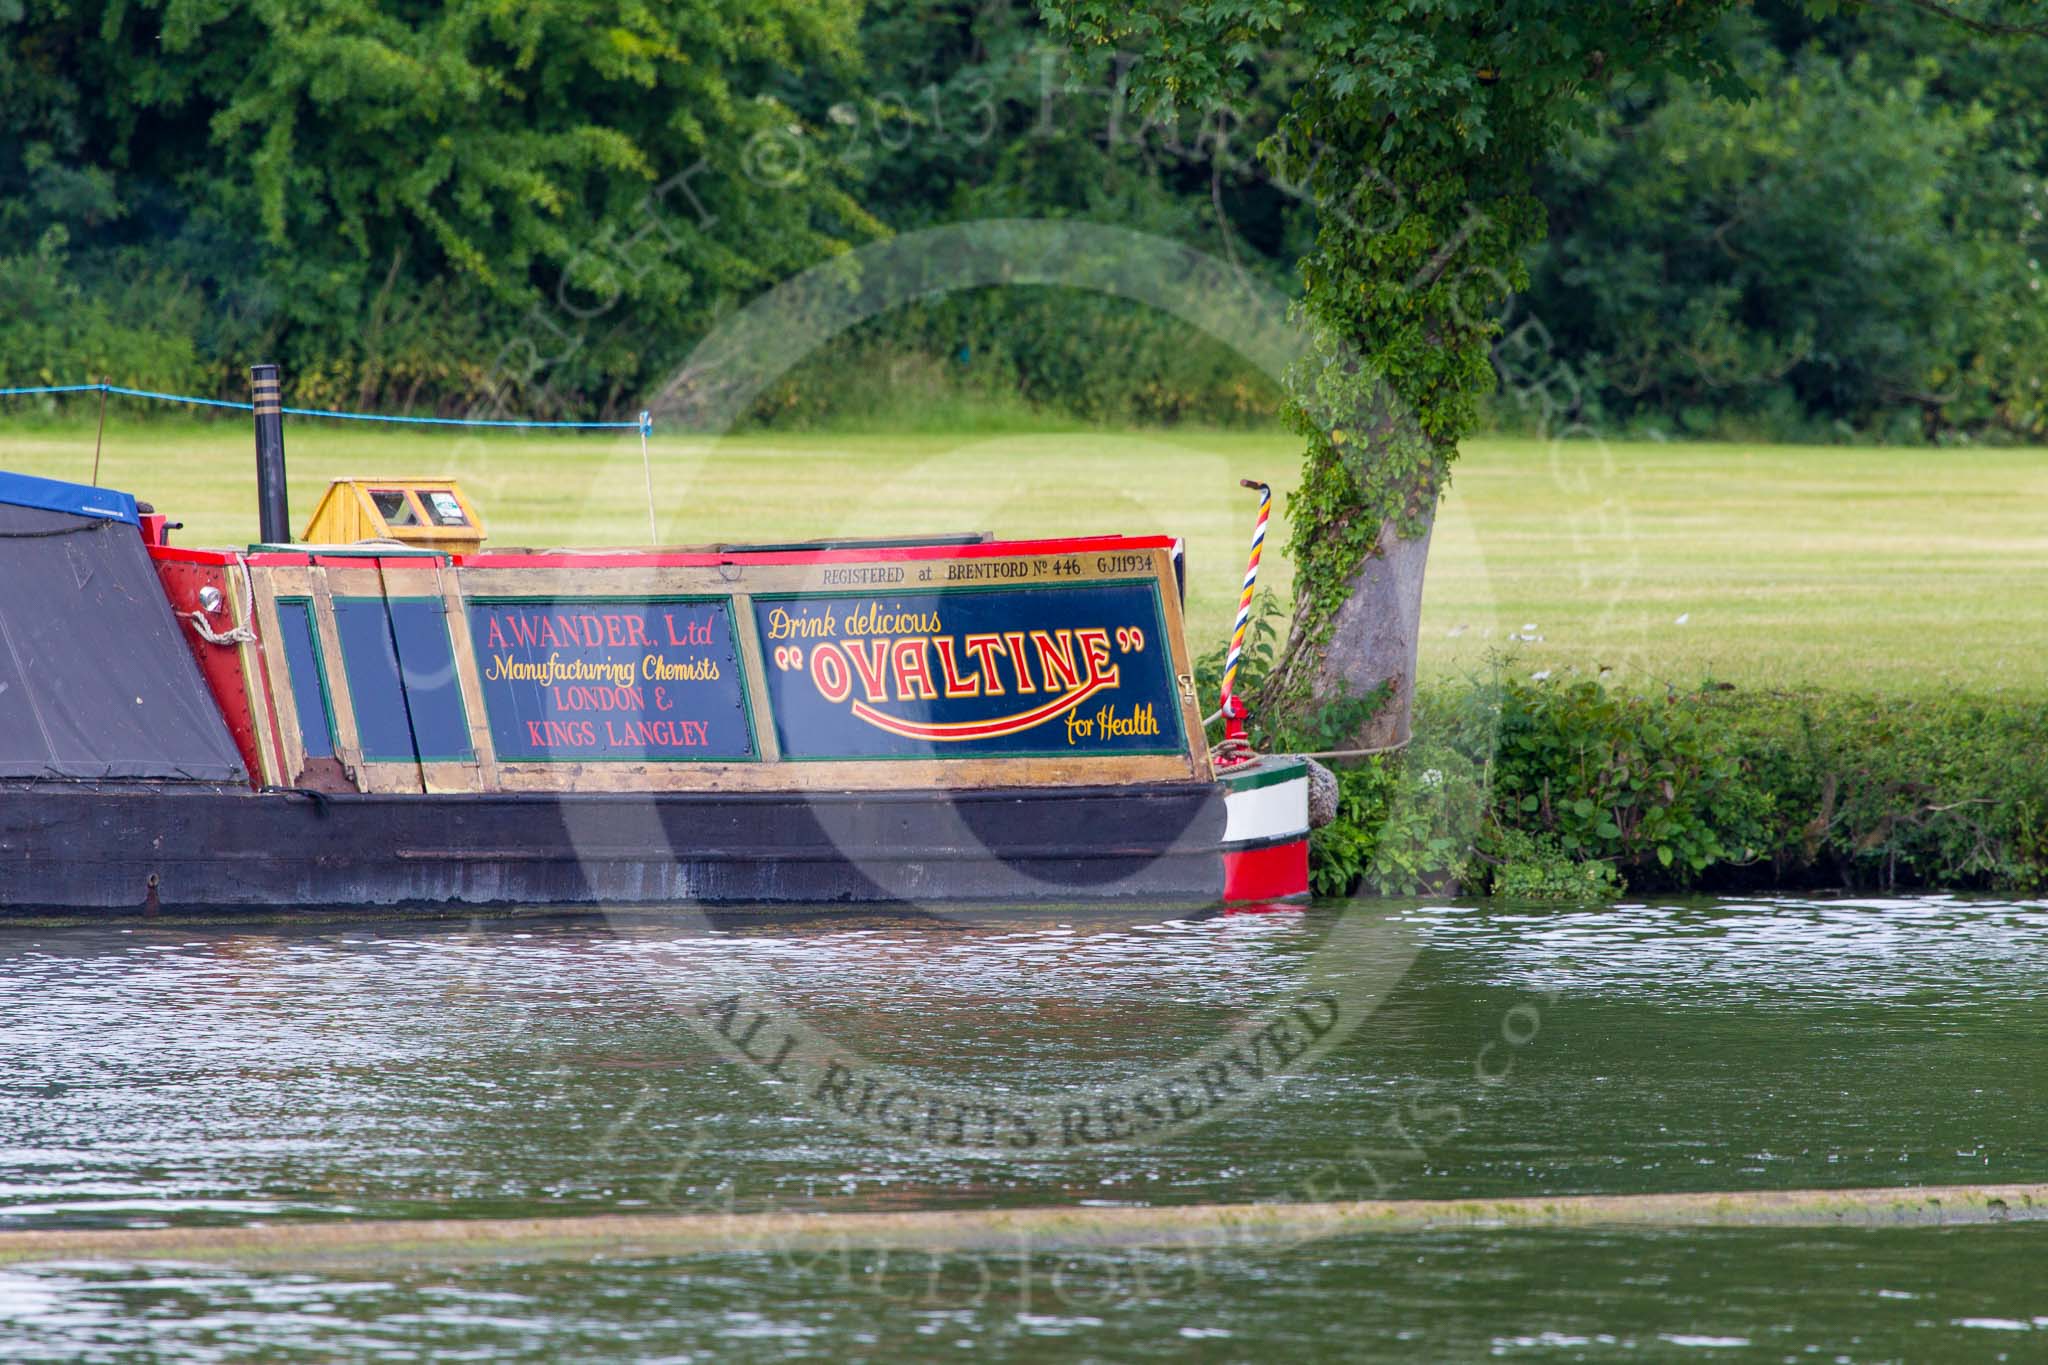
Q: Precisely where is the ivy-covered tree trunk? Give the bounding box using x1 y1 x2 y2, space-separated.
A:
1264 509 1436 751
1249 174 1521 753
1039 0 1753 752
1257 396 1457 750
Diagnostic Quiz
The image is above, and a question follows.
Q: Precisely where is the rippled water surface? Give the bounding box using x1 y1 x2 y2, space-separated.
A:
2 896 2044 1360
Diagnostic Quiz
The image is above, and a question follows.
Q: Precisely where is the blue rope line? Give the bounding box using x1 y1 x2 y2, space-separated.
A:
0 384 108 398
104 383 254 413
276 402 640 430
0 381 648 432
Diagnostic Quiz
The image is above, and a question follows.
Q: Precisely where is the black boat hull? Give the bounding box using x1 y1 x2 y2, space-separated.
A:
0 782 1225 917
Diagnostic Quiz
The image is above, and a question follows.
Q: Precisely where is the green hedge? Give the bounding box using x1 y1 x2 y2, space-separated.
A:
1307 678 2048 900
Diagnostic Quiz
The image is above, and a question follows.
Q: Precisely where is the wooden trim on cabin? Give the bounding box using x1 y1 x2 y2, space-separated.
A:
258 566 316 597
250 584 307 786
440 566 500 788
421 759 481 795
456 551 1167 601
317 562 397 599
307 566 371 790
1148 547 1214 781
341 760 478 797
222 562 287 787
454 532 1180 572
489 752 1198 794
728 591 781 763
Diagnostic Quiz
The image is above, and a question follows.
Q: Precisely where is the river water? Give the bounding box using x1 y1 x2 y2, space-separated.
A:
1 896 2043 1360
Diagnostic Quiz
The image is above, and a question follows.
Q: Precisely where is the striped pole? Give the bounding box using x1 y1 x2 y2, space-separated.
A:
251 363 290 544
1219 479 1271 733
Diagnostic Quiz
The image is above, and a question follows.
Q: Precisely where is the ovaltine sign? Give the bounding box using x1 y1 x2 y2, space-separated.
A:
443 558 1189 769
469 598 757 761
755 581 1183 760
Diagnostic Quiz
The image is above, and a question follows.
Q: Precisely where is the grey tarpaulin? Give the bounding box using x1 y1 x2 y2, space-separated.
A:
0 504 247 782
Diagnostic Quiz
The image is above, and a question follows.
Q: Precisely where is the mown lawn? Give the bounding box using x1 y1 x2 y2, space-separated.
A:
3 415 2043 696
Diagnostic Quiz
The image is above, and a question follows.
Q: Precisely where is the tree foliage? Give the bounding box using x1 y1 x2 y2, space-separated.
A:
1522 31 2048 441
741 0 1306 427
2 0 873 410
4 0 2047 448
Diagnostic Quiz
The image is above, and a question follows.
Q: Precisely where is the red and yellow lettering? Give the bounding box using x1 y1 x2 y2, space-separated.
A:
842 638 892 703
1002 631 1036 693
1076 627 1120 687
931 636 981 698
962 634 1007 696
891 637 938 701
810 642 852 703
1031 630 1081 690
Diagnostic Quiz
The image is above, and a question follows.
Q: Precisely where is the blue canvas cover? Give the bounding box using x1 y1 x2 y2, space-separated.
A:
0 470 138 525
0 480 246 783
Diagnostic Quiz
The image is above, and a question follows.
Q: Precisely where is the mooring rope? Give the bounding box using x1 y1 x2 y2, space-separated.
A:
0 1183 2039 1267
0 382 649 432
183 612 257 646
181 560 261 647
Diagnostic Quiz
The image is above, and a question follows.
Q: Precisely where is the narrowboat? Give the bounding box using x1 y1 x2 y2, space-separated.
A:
0 376 1310 917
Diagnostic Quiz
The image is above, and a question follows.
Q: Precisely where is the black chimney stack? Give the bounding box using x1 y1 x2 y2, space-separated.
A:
251 363 289 543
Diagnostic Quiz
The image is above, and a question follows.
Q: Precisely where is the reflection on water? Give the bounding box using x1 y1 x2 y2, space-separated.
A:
2 896 2044 1358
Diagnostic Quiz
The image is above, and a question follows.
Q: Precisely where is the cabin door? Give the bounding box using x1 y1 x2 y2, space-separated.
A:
316 557 481 794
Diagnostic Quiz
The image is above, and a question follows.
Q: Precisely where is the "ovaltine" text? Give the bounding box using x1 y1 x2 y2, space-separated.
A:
806 628 1120 704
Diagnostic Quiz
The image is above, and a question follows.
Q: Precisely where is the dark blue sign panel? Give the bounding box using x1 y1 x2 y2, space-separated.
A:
755 582 1184 760
468 599 755 762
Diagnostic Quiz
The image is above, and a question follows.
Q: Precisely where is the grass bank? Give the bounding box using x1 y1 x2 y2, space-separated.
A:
2 415 2041 698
